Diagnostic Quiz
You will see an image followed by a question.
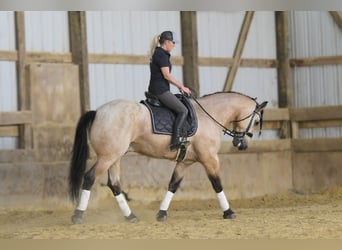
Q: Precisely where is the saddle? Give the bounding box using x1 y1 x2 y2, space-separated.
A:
141 92 198 138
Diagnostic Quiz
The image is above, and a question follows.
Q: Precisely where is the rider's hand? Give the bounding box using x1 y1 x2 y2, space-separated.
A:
180 86 191 96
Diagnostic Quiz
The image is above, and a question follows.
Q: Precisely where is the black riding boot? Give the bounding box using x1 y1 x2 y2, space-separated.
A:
170 112 188 151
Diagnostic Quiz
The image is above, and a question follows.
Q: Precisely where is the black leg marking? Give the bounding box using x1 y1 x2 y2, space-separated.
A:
208 175 223 193
107 173 121 196
168 171 183 193
83 168 95 190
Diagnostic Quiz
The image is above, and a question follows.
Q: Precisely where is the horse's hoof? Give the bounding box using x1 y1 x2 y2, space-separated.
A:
223 208 236 219
125 212 138 223
156 210 167 222
71 210 84 224
71 215 82 224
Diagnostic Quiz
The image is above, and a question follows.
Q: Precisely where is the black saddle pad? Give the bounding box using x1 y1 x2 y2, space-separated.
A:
141 94 198 137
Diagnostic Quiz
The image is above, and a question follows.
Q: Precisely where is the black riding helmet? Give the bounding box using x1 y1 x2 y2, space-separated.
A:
159 31 179 44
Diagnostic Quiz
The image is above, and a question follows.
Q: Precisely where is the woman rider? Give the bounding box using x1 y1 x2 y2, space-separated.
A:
148 31 192 151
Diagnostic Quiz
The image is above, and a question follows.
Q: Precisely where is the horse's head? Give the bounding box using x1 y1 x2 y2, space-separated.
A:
231 100 268 150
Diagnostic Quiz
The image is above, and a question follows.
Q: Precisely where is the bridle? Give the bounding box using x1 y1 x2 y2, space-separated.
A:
229 105 264 138
190 93 264 139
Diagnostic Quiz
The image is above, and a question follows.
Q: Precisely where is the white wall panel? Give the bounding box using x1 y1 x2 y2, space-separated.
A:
0 12 17 149
289 11 342 138
0 61 18 149
0 11 15 50
25 11 69 52
86 11 182 108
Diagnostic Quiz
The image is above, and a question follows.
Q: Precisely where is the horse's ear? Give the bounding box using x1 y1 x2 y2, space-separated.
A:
257 101 268 111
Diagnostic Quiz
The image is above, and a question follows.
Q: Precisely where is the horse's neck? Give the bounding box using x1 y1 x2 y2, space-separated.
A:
197 93 250 125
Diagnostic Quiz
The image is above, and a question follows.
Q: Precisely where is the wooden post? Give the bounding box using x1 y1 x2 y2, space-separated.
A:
223 11 254 92
276 11 292 138
180 11 200 97
68 11 90 113
15 11 32 149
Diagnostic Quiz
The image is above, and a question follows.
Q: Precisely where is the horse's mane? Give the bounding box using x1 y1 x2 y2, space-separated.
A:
200 91 257 102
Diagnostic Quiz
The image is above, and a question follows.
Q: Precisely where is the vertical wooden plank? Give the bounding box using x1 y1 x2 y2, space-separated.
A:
276 11 292 108
276 11 292 139
15 11 27 110
223 11 254 92
180 11 200 97
68 11 90 113
15 11 32 149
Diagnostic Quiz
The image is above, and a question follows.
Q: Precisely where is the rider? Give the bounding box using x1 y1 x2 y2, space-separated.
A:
148 30 192 151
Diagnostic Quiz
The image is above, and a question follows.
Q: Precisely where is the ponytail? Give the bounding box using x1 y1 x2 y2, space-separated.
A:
149 35 160 60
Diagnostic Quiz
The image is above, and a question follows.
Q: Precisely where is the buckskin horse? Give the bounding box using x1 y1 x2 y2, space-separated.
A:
69 91 267 224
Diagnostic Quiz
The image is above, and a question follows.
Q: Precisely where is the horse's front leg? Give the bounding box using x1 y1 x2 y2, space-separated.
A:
157 162 187 222
208 174 236 219
204 155 236 219
107 160 138 223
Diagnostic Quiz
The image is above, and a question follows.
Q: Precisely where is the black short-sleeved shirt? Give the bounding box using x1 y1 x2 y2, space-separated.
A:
148 47 172 96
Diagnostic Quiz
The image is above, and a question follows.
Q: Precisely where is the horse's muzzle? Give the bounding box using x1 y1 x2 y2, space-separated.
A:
232 137 248 150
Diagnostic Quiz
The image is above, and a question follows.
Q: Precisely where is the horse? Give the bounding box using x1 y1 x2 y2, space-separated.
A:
68 91 268 224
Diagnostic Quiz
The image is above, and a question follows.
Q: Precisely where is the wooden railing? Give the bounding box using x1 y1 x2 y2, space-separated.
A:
264 105 342 138
220 105 342 154
0 111 33 162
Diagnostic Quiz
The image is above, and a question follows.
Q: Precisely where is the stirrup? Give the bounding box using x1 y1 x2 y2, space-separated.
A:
170 139 190 151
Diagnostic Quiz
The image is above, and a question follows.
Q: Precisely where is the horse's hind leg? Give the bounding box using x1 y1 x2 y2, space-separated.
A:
156 162 188 222
107 160 138 223
71 157 115 224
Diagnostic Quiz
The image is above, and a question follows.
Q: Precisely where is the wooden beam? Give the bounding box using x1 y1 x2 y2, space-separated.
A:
68 11 90 113
0 111 32 125
329 11 342 33
292 138 342 152
223 11 254 92
27 51 72 63
290 55 342 67
5 50 342 68
89 54 148 64
299 120 342 129
0 126 19 137
290 105 342 121
0 50 17 61
199 57 278 68
219 139 291 154
263 108 289 121
181 11 200 97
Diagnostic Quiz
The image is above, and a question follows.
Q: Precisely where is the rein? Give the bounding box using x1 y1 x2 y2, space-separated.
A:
190 93 262 139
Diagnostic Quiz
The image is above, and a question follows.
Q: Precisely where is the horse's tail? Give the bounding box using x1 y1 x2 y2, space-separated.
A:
69 110 97 203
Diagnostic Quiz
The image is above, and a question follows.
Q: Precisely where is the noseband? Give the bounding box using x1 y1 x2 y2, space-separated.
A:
191 93 264 139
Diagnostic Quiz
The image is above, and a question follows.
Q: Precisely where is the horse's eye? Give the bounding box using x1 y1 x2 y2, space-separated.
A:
254 120 260 126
